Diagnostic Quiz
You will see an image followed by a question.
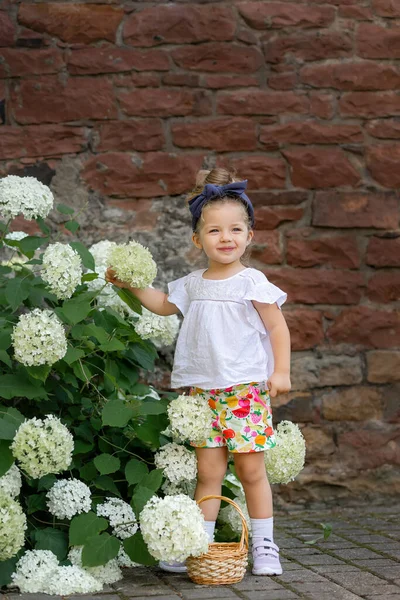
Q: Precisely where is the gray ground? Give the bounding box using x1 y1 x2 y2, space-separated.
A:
3 505 400 600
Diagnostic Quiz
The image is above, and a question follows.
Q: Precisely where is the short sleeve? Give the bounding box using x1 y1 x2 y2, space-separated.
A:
167 275 191 316
243 272 287 309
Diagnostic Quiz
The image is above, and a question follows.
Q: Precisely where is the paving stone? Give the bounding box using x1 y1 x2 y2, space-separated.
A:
332 548 385 560
325 570 391 594
354 558 400 568
361 584 400 596
292 554 345 566
241 591 300 600
363 566 400 579
113 584 175 597
118 597 180 600
312 565 362 573
364 596 400 600
180 588 239 599
232 577 285 590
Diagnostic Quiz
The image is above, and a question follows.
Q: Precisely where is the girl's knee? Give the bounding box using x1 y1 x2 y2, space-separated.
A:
235 456 267 486
197 461 226 485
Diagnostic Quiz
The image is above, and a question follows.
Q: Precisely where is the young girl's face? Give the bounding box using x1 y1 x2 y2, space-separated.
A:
192 201 253 266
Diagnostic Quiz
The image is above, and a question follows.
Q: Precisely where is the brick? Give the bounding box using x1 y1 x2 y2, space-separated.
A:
82 152 203 198
205 75 259 89
340 91 400 117
366 119 400 139
237 2 335 29
367 144 400 188
367 271 400 303
171 43 263 73
118 88 211 117
301 426 336 458
11 77 117 124
372 0 400 17
250 191 308 206
260 122 362 145
162 73 200 87
339 5 374 18
0 125 87 159
95 120 164 152
263 267 364 304
171 118 257 151
339 429 400 471
123 5 235 46
291 354 362 390
0 11 15 47
285 309 324 350
18 3 123 44
366 236 400 267
131 73 160 88
367 351 400 383
255 206 304 229
327 307 400 347
251 230 283 264
264 32 352 63
313 192 399 229
357 23 400 59
321 386 383 421
301 62 400 90
268 72 297 90
106 199 160 232
283 148 360 189
67 48 169 75
273 391 314 422
286 235 360 269
0 48 63 77
227 155 286 189
309 93 336 119
217 91 309 115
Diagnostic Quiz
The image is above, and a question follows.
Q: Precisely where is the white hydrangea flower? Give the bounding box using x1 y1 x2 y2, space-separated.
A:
167 394 213 443
154 443 197 484
264 420 306 485
1 256 30 272
0 175 54 220
162 478 196 499
116 546 140 568
11 550 59 593
11 414 74 479
96 497 138 540
46 478 91 520
108 241 157 289
43 565 102 595
68 546 122 584
133 308 180 347
140 494 208 562
12 308 67 366
0 463 22 498
41 243 82 300
0 492 27 560
219 492 251 538
5 230 29 243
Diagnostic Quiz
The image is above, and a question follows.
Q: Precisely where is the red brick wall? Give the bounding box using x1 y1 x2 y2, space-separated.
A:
1 0 400 503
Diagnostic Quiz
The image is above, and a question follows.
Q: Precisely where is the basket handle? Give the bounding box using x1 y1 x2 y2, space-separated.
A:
197 495 249 551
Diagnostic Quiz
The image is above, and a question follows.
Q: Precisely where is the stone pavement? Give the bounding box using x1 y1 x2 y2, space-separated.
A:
3 505 400 600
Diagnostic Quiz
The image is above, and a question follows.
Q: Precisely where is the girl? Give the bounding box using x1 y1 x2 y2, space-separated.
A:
106 168 291 576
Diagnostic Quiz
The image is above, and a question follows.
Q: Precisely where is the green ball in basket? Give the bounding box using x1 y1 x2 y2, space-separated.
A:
108 241 157 289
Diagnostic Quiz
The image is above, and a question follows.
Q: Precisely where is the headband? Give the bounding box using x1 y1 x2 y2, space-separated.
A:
188 180 254 231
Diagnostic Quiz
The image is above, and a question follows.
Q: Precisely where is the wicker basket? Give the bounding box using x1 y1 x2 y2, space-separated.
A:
186 495 249 586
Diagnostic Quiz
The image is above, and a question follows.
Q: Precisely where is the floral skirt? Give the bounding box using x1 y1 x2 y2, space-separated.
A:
189 381 276 453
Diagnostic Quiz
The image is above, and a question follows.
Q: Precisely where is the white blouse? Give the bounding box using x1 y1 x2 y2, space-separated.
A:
167 267 287 390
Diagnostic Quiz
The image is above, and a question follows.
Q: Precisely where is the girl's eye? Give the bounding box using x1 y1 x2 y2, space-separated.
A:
209 229 219 233
233 227 242 232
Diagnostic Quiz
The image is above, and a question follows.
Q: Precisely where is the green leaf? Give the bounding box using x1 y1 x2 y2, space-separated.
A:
36 216 50 235
322 522 333 541
82 532 120 568
33 528 68 561
0 406 25 439
69 511 108 546
57 203 75 215
131 486 155 517
134 421 160 447
0 375 47 400
99 338 125 353
102 400 134 428
123 531 157 566
19 235 48 256
139 469 163 493
27 493 47 514
64 219 80 234
0 440 13 477
82 272 98 282
128 344 156 371
0 555 20 587
0 350 11 368
82 324 110 344
94 453 121 475
5 277 31 311
94 475 121 497
62 346 85 365
0 330 12 350
115 288 142 314
74 439 94 455
138 401 166 416
37 474 57 491
80 462 98 482
69 242 95 271
125 458 148 486
25 364 51 383
60 298 92 325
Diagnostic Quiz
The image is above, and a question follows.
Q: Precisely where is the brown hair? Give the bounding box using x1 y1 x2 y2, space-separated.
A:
188 168 252 234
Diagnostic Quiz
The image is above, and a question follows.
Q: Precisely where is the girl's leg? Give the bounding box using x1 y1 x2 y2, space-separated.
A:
195 446 228 521
234 452 282 576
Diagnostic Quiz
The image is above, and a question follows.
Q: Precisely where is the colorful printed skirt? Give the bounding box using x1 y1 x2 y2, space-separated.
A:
189 381 276 453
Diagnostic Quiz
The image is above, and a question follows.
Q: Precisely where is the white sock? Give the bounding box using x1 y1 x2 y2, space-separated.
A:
251 517 274 542
204 520 216 542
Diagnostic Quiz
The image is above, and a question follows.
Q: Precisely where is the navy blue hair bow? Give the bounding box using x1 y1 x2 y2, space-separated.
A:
188 180 254 231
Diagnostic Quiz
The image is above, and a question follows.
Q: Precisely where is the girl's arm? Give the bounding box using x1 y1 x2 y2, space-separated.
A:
105 268 180 316
252 300 291 398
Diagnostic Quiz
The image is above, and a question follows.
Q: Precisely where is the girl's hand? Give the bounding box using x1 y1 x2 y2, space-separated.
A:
105 267 129 289
267 372 291 398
